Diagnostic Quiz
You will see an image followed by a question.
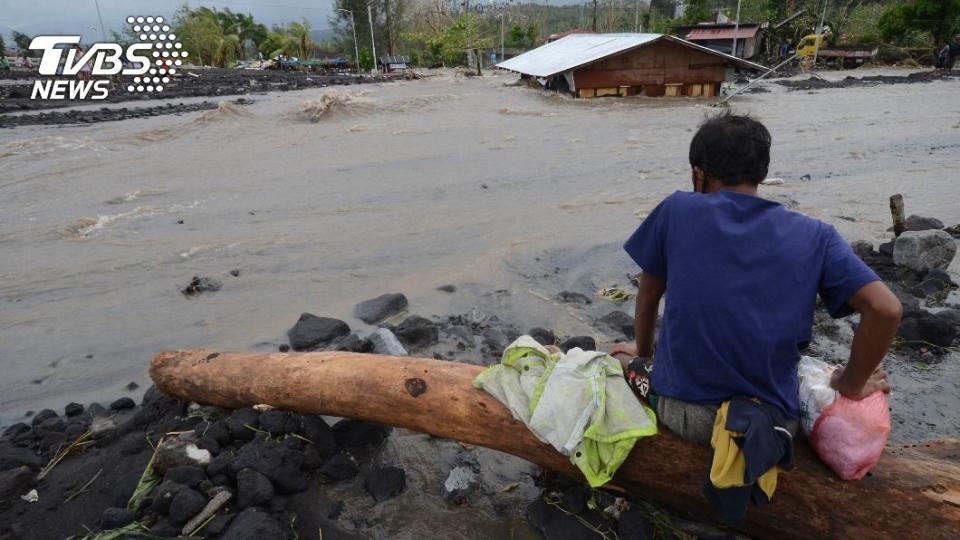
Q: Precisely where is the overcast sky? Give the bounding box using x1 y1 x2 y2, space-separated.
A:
0 0 342 42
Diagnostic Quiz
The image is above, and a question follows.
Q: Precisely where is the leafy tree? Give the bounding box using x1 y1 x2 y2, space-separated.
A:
359 47 374 71
879 0 960 47
11 31 32 51
286 19 316 59
174 6 224 66
681 0 712 24
0 34 6 56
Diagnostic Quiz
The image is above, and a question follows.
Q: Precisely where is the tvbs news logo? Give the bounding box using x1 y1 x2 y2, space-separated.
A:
29 16 187 100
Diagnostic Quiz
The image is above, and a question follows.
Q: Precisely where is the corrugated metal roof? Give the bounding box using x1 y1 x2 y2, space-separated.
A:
496 33 660 78
687 27 760 40
496 33 766 78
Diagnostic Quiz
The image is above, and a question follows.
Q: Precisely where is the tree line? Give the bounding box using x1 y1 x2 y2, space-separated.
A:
4 1 956 66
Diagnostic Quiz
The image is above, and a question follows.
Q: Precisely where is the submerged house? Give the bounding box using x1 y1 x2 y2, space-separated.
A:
496 33 765 98
680 23 763 59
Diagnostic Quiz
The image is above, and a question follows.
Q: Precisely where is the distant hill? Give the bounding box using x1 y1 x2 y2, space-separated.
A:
310 28 337 45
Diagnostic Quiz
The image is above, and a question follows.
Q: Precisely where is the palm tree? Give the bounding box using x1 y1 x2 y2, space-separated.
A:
286 19 316 59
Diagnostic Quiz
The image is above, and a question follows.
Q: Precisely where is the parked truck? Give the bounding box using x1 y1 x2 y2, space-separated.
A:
796 33 878 68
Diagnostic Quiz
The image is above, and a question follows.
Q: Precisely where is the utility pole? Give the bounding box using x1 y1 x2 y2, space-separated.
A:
634 0 641 32
367 3 378 74
731 0 741 57
812 0 828 69
498 13 504 61
384 0 393 56
338 9 361 74
92 0 107 41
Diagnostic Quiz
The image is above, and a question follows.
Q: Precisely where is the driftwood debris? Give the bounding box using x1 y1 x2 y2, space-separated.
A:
151 350 960 539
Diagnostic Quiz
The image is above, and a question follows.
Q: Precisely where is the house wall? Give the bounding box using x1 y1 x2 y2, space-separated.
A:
572 40 727 97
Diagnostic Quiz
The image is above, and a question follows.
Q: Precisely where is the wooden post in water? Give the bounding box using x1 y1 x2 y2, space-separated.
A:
890 194 906 237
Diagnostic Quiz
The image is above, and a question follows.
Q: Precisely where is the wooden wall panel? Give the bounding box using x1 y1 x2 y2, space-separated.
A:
573 39 727 91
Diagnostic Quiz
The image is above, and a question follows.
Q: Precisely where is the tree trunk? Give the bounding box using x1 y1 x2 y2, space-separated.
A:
151 350 960 539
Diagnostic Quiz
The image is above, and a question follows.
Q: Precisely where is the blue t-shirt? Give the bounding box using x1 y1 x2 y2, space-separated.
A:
624 190 879 418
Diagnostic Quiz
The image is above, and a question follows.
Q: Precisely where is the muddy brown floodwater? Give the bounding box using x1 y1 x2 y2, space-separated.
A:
0 66 958 536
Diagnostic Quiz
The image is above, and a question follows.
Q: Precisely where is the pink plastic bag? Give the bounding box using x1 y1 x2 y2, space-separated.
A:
808 391 890 480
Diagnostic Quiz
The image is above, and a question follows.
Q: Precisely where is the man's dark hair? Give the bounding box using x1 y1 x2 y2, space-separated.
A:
688 112 771 185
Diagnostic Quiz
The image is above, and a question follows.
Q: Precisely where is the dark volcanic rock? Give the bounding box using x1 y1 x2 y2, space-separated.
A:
527 498 608 540
134 385 183 428
226 408 260 441
905 214 945 232
393 315 439 350
618 510 656 540
118 432 149 456
596 311 635 338
64 403 84 417
562 485 590 514
205 513 236 536
149 519 180 537
151 480 186 515
237 468 275 508
945 224 960 239
299 416 337 459
220 508 286 540
364 466 406 502
325 333 364 352
169 488 207 525
31 409 58 427
110 397 136 410
3 423 31 438
319 453 359 481
332 419 391 454
86 403 109 418
154 436 212 476
100 507 137 530
230 438 307 494
898 311 958 349
560 336 597 353
354 293 409 323
257 410 292 436
437 284 457 293
165 465 207 487
287 313 350 351
556 291 592 305
37 417 67 433
0 466 35 499
206 452 234 479
529 327 556 346
0 444 43 472
181 276 223 296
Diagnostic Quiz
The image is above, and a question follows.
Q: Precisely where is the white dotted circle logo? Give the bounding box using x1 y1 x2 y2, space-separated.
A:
125 16 183 94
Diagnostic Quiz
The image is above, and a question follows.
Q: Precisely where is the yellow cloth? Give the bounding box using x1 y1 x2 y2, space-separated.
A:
709 401 778 499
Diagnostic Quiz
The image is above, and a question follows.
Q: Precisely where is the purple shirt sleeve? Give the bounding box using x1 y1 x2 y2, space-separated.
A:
818 225 880 318
624 195 672 278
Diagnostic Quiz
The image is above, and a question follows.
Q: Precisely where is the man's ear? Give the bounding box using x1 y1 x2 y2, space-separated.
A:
692 167 706 192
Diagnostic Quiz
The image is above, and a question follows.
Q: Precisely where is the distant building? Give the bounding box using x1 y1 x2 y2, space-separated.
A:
547 28 595 43
378 55 410 73
496 33 765 98
679 23 762 59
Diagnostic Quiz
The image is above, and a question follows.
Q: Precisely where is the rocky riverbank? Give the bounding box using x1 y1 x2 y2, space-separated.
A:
0 67 395 127
1 213 958 540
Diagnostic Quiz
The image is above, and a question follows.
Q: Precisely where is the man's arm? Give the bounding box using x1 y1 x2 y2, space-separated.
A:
610 271 666 358
830 281 902 399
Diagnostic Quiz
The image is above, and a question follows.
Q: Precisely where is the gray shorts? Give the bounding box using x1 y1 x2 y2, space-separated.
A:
656 396 799 447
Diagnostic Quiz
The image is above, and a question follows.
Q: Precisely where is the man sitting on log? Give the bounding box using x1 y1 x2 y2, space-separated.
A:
610 112 902 446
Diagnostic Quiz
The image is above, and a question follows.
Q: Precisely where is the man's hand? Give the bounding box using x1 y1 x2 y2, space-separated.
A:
609 341 638 357
831 365 891 400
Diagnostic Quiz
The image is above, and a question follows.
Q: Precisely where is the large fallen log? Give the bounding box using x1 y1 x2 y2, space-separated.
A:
151 350 960 539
